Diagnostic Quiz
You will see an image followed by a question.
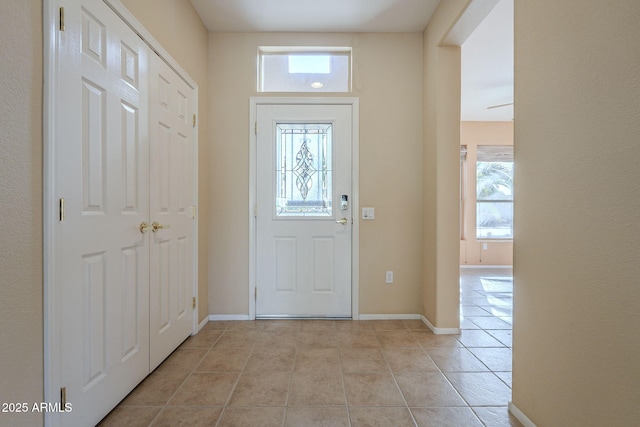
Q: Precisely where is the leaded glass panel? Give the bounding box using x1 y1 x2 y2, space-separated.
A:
276 123 332 216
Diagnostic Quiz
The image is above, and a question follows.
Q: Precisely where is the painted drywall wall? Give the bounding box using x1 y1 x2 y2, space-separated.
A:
513 0 640 424
422 0 472 329
0 2 44 426
208 32 424 316
120 0 210 323
460 121 513 266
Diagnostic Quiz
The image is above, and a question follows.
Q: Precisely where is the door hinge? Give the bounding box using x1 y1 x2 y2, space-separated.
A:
192 297 196 309
60 387 66 407
254 121 257 135
59 198 65 222
59 7 65 31
254 287 257 300
193 114 196 128
253 203 257 218
191 205 197 219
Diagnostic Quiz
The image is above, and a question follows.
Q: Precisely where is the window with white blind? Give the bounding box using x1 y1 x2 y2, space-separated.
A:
476 146 514 239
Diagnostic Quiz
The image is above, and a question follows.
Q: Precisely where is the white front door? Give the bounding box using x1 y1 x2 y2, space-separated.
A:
149 53 196 370
55 1 150 425
256 104 353 318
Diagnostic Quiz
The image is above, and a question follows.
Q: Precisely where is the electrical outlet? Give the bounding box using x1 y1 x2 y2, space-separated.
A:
385 271 394 284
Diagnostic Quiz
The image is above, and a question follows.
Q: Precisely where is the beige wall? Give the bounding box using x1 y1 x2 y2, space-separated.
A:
0 2 44 426
121 0 210 323
208 32 424 315
460 121 513 266
513 0 640 424
421 0 471 329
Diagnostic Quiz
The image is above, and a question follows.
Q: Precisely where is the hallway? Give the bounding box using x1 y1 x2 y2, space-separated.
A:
99 268 520 426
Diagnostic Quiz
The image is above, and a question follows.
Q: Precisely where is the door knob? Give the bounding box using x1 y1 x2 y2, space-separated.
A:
139 222 153 234
336 218 348 225
151 221 170 232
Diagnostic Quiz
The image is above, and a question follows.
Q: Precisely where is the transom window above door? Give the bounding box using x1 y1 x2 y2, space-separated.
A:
258 47 351 92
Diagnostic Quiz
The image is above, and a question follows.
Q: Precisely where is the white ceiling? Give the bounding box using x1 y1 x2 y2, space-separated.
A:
190 0 513 121
461 0 514 121
190 0 442 32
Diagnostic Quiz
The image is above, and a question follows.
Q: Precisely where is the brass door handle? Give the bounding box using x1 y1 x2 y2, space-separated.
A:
139 222 153 234
336 218 348 225
152 221 170 232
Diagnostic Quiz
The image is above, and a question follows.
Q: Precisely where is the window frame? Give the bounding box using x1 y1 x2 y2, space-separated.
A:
258 46 352 93
475 147 514 241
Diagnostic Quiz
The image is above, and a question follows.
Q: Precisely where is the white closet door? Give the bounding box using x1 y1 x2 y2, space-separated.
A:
55 0 150 425
148 53 196 370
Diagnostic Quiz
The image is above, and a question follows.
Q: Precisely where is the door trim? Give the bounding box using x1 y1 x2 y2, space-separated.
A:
43 1 199 424
249 97 360 320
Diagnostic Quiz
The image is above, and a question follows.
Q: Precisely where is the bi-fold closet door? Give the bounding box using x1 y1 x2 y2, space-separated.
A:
50 0 196 425
148 52 197 371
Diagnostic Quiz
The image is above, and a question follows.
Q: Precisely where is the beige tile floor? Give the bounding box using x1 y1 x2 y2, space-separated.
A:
99 268 522 426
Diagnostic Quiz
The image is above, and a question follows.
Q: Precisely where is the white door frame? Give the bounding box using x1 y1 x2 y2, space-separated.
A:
43 1 198 424
249 97 360 320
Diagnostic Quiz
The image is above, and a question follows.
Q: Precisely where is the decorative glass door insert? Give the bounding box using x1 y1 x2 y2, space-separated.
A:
276 123 333 216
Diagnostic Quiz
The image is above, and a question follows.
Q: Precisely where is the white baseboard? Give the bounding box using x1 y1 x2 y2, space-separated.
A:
208 314 251 321
198 316 208 331
508 402 536 427
421 315 461 335
358 314 421 320
460 264 513 269
207 314 461 332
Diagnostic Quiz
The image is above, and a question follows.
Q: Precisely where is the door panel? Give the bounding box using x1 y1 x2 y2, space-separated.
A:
313 237 334 292
256 104 352 317
149 53 196 370
53 1 197 424
56 1 150 425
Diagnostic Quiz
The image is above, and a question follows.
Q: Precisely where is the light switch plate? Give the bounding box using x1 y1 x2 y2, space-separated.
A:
385 271 393 284
362 207 375 220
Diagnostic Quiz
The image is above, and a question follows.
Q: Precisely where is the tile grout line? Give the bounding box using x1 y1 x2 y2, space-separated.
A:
408 327 475 425
149 325 227 427
336 344 353 427
217 323 268 425
196 325 229 427
282 326 301 426
384 336 420 427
